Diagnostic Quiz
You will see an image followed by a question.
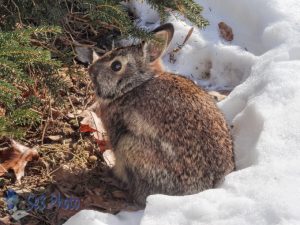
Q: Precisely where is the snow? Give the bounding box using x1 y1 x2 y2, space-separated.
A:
65 0 300 224
64 210 143 225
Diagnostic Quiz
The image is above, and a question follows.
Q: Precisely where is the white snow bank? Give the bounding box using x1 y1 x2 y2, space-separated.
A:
65 0 300 224
64 210 143 225
139 50 300 225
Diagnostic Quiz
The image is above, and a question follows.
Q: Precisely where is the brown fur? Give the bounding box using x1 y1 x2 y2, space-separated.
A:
76 23 235 206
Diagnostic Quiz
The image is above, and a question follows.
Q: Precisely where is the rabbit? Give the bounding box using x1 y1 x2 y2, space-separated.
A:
76 23 235 206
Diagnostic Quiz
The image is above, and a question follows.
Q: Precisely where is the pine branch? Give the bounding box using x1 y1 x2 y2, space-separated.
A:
0 27 61 138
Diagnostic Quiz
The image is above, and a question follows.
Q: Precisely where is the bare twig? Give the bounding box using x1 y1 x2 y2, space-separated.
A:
11 0 23 26
41 118 49 145
41 98 52 144
67 92 83 141
169 27 194 63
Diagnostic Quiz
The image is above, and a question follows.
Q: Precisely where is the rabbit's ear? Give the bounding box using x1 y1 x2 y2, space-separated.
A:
75 46 99 64
143 23 174 63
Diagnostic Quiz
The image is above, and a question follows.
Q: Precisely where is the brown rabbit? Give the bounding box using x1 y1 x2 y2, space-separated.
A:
76 24 235 206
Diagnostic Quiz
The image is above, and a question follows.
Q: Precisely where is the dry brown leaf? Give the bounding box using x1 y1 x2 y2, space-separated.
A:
103 149 116 168
0 216 11 225
78 103 116 167
79 105 111 150
79 110 107 143
0 140 39 182
218 22 234 41
0 215 21 225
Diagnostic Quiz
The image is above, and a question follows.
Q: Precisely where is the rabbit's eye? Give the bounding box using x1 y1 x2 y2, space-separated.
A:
111 60 122 72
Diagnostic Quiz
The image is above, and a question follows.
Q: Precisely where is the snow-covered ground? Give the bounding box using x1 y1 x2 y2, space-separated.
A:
65 0 300 224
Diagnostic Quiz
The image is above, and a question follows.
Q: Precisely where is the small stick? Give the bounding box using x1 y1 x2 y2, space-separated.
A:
11 0 23 26
67 92 83 141
67 93 79 126
41 98 52 144
41 118 49 145
169 27 194 63
174 27 194 53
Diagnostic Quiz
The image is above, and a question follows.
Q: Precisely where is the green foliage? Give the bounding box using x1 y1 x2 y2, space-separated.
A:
0 27 61 138
0 0 208 40
0 0 208 139
146 0 208 28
